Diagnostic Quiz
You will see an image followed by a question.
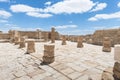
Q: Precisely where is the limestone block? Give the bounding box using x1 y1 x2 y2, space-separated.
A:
101 67 114 80
114 45 120 63
14 37 20 45
62 36 66 45
51 27 55 43
113 62 120 79
77 37 83 48
42 45 55 64
102 37 111 52
19 42 25 48
27 40 35 53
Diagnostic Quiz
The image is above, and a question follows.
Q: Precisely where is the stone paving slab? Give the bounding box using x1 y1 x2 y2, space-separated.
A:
0 41 114 80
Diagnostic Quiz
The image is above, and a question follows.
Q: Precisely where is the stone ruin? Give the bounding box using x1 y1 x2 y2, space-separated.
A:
77 36 83 48
0 29 60 42
102 37 111 52
61 35 66 45
102 45 120 80
51 27 55 43
42 44 55 64
26 40 35 54
14 37 20 45
113 45 120 80
92 29 120 46
19 37 25 48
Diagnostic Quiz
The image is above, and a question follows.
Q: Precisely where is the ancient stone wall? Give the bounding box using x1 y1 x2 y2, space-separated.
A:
0 33 10 39
92 29 120 46
19 31 38 39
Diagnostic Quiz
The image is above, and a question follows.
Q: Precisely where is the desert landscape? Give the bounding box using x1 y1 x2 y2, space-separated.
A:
0 28 120 80
0 0 120 80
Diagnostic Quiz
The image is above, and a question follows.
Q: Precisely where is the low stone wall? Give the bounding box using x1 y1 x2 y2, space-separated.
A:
0 33 10 39
92 29 120 46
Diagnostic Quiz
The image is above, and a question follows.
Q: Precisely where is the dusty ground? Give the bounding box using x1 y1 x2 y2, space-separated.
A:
0 41 115 80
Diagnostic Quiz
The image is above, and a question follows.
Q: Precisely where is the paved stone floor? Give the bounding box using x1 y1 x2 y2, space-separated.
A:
0 41 115 80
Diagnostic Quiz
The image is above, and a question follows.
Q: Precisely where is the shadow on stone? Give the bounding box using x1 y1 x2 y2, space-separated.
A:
40 62 51 65
24 52 30 54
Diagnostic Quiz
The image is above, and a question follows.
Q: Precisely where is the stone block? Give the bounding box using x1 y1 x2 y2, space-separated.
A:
42 45 55 64
114 45 120 63
113 62 120 79
77 37 83 48
62 36 66 45
27 40 35 53
102 37 111 52
19 42 25 48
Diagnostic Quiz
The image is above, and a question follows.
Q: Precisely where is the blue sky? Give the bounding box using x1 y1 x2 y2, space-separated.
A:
0 0 120 35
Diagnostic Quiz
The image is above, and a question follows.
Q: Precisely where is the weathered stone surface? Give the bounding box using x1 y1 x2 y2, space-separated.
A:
92 29 120 46
114 45 120 63
113 62 120 79
44 32 49 42
77 37 83 48
14 37 20 45
27 40 35 53
51 27 55 43
42 45 55 64
19 37 25 48
102 37 111 52
101 67 114 80
61 36 66 45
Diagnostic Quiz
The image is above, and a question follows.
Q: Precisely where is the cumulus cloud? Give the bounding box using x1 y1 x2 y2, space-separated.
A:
54 25 77 29
0 10 12 19
10 4 41 12
88 11 120 21
118 2 120 7
10 4 52 18
44 0 96 14
90 3 107 12
26 12 52 18
10 0 107 18
45 1 52 6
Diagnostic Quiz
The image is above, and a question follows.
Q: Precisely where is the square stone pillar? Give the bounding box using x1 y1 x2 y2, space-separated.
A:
14 37 20 45
9 30 14 43
113 45 120 80
61 36 66 45
51 27 55 43
102 37 111 52
19 37 25 48
42 45 55 64
27 40 35 54
44 32 48 42
77 37 83 48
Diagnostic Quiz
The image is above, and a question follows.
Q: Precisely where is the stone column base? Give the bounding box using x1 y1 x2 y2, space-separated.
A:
19 42 25 48
42 56 55 64
102 47 111 52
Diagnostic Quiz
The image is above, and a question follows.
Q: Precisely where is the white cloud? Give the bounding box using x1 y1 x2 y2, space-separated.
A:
90 3 107 12
26 12 52 18
10 4 41 12
44 0 96 14
0 0 9 2
88 11 120 21
11 0 106 18
54 25 77 29
0 20 8 23
11 0 96 16
45 1 52 6
118 2 120 7
0 10 12 19
10 4 52 18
